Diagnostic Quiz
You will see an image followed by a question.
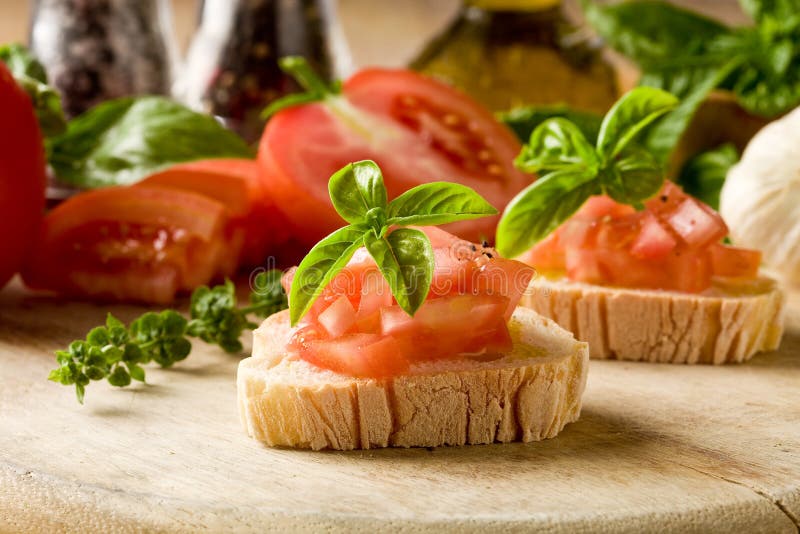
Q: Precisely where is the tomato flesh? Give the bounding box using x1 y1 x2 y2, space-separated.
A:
285 227 534 378
22 186 232 304
520 182 759 293
258 69 532 245
140 158 290 267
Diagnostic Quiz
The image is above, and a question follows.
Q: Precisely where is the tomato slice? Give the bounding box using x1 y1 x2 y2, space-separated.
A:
518 182 759 293
139 158 289 267
0 62 47 290
285 227 531 378
22 186 231 304
258 69 532 245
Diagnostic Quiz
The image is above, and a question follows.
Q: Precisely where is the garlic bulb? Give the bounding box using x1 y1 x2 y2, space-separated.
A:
720 107 800 287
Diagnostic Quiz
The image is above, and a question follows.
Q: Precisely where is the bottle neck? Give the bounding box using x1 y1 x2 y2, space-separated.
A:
466 0 561 11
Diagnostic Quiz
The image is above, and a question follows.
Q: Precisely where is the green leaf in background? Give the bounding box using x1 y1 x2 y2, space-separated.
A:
0 43 67 136
596 87 679 159
328 160 388 224
386 182 497 226
677 143 739 210
289 226 365 326
46 96 254 188
186 281 254 354
515 118 599 174
498 105 602 144
644 60 741 163
496 168 599 258
739 0 800 22
364 228 434 317
581 0 727 68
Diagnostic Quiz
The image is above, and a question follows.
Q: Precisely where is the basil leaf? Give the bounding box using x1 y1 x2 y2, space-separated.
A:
364 228 434 317
46 97 254 188
602 146 664 205
740 0 800 22
289 226 364 326
582 0 727 65
496 167 599 258
677 143 738 210
386 182 497 226
288 226 365 326
596 87 679 159
515 118 598 174
498 105 602 144
644 60 740 163
328 160 388 224
0 43 67 136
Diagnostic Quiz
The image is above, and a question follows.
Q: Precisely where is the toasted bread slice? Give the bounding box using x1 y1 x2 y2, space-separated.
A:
521 276 785 364
237 307 588 450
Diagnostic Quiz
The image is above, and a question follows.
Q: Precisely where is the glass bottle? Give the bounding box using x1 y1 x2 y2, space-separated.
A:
177 0 331 142
29 0 177 119
411 0 618 114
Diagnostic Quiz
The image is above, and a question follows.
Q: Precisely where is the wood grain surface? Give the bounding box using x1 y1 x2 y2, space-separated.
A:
1 279 799 533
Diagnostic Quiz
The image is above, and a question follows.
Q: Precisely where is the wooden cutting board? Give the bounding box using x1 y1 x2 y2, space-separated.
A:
1 279 799 533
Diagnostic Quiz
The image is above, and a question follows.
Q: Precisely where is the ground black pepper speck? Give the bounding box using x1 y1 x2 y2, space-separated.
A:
30 0 174 118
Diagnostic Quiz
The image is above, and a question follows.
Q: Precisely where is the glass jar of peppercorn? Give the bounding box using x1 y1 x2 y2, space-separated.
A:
29 0 177 119
177 0 332 143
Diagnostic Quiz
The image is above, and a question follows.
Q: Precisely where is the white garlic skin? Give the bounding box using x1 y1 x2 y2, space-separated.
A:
721 106 800 287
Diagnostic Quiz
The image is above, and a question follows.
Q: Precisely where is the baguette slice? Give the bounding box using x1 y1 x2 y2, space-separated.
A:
237 307 588 450
521 276 785 365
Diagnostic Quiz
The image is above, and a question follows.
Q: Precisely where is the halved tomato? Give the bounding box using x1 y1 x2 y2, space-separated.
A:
519 181 759 293
139 158 289 267
22 186 232 304
285 226 533 378
0 62 47 290
258 69 532 245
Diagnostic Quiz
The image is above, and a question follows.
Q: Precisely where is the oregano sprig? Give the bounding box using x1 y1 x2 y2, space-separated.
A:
288 160 497 326
496 87 678 258
49 273 288 404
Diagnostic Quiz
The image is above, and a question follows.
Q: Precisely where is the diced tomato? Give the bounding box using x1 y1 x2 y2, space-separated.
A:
317 295 358 338
629 212 677 260
285 227 528 378
517 181 759 293
473 258 535 319
258 69 532 246
710 243 762 279
665 198 728 249
22 186 231 304
139 158 290 267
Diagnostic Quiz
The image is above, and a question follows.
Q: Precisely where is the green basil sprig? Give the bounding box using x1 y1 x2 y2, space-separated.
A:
496 87 678 258
678 143 739 210
289 160 497 326
0 43 67 136
498 105 603 145
583 0 800 163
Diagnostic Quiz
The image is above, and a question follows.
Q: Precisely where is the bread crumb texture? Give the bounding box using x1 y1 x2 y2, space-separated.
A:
237 309 588 450
522 277 785 364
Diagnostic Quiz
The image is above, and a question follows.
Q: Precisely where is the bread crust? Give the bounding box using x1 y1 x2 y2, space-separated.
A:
521 277 785 364
238 309 588 450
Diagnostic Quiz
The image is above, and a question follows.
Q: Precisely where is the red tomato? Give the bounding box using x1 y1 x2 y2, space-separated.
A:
139 158 289 267
0 62 47 290
285 227 533 378
519 182 759 293
710 243 761 279
22 186 232 304
258 69 532 245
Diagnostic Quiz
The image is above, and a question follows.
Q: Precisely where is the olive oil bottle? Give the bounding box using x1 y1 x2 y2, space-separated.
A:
411 0 618 114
